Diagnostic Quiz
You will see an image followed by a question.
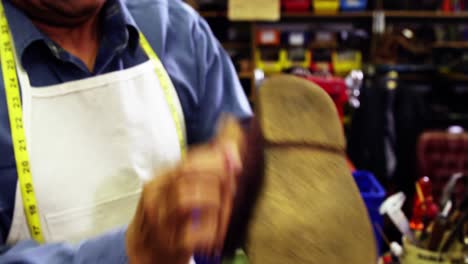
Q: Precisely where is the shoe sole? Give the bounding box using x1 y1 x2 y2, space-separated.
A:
246 75 377 264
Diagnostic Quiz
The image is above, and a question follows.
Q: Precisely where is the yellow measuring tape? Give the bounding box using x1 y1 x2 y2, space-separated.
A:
0 3 44 243
0 2 185 243
139 32 187 157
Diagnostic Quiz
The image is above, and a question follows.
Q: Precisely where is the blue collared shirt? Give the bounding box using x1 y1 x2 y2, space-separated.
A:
0 0 252 262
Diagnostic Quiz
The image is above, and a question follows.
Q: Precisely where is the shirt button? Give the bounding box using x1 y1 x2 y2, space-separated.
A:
48 44 60 57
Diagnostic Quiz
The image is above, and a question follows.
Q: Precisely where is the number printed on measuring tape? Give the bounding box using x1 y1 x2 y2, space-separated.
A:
0 1 45 243
25 182 34 194
12 96 20 108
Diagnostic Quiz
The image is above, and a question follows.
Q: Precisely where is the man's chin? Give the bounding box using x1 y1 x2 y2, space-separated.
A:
30 14 93 28
11 0 105 27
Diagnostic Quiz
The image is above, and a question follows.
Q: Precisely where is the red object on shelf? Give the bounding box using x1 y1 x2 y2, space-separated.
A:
303 75 348 121
282 0 311 12
442 0 452 11
409 176 439 231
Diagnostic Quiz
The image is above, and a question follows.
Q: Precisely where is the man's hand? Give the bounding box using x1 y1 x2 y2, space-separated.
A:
126 117 245 264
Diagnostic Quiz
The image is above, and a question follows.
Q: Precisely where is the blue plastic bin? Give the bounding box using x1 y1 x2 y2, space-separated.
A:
340 0 367 11
352 170 386 254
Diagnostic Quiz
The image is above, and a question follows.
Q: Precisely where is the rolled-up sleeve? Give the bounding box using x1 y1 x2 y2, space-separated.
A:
0 228 128 264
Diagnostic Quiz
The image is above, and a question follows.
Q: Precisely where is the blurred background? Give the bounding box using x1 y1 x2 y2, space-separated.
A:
185 1 468 263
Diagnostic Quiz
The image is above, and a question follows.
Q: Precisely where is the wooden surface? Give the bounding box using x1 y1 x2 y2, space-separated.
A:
433 41 468 49
238 71 254 79
223 42 250 49
200 11 227 18
201 10 468 20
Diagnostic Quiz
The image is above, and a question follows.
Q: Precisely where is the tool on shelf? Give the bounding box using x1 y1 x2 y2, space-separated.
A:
380 192 417 243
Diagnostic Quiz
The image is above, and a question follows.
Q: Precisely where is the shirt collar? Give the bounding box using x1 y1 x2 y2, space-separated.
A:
3 0 141 62
3 0 44 61
102 0 140 52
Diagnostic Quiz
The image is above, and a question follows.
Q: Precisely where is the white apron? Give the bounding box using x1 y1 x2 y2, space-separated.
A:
6 56 185 249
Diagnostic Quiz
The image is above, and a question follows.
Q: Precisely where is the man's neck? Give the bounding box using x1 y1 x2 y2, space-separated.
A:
32 16 101 72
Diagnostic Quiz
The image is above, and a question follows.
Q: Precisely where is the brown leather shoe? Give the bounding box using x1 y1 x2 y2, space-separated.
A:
225 75 377 264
